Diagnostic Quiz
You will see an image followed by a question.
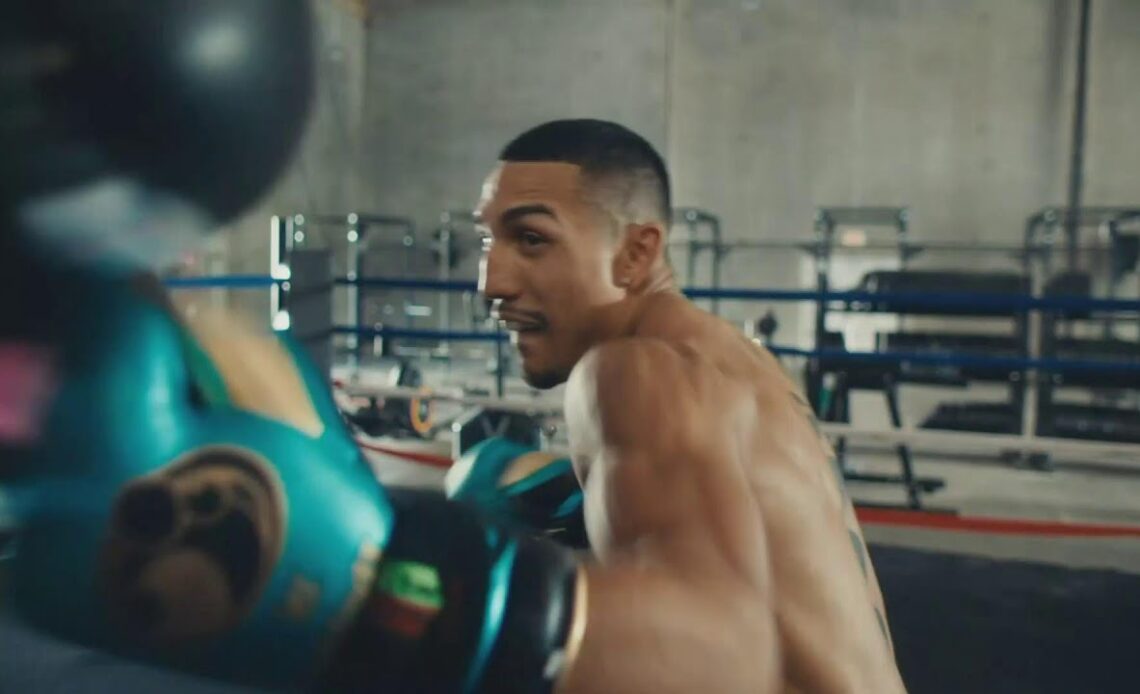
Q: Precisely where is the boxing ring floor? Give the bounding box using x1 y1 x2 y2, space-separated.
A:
2 443 1138 693
874 544 1139 694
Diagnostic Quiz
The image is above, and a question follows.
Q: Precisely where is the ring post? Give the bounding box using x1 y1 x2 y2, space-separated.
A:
289 248 334 379
346 213 361 370
269 214 300 326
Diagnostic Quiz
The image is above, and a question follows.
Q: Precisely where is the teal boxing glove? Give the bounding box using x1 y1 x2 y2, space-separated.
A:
2 274 587 693
445 438 588 549
1 273 393 689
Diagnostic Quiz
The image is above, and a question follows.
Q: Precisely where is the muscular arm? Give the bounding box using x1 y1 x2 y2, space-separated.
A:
558 339 779 694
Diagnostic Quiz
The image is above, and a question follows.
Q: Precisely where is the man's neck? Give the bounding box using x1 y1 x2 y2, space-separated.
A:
612 277 681 339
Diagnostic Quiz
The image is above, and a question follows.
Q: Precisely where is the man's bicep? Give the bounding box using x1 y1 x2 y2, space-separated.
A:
565 340 736 561
560 343 780 692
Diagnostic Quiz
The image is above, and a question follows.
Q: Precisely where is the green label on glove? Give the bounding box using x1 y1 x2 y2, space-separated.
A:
376 560 443 610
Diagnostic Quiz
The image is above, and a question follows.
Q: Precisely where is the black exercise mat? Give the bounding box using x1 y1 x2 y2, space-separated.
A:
872 544 1140 694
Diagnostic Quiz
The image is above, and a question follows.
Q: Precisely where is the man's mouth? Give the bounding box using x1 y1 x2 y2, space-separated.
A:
494 309 546 334
500 320 543 333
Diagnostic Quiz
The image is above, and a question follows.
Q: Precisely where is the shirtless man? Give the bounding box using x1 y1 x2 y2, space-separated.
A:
473 119 907 693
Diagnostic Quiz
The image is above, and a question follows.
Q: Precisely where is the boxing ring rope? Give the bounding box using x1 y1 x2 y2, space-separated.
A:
334 328 1140 375
353 439 455 470
166 273 1140 314
169 275 1140 368
337 277 1140 313
166 274 1140 471
165 275 279 289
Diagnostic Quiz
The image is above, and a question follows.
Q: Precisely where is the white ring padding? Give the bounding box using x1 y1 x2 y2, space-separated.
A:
821 424 1140 472
337 384 563 417
338 383 1140 473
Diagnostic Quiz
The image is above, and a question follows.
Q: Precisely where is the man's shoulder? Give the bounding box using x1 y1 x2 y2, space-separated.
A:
571 336 749 429
576 337 696 388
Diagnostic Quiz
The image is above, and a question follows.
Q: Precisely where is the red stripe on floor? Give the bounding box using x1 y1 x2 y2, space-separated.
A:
857 507 1140 538
356 440 454 469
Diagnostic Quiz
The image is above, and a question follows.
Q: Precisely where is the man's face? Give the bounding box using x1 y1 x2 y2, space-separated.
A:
476 162 624 389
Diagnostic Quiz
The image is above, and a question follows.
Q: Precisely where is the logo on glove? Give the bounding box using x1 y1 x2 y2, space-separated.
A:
100 446 286 644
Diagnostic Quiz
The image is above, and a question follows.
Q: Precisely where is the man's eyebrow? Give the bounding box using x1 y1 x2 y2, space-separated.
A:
499 204 557 226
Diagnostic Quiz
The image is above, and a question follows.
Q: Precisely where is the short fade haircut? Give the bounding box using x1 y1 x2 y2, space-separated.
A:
499 119 672 232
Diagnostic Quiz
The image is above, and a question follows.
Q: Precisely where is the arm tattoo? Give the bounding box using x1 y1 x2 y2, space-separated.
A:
849 530 868 577
790 389 829 446
875 607 894 651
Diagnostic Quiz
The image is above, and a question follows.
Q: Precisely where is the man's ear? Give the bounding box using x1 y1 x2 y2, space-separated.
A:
611 223 665 291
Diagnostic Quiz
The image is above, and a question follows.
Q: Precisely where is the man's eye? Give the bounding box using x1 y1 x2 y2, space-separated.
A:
520 230 546 247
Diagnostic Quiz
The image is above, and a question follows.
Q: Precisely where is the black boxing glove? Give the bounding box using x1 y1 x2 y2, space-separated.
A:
322 488 586 694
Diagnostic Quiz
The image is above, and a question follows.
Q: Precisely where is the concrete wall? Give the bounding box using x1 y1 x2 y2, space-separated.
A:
1086 0 1140 206
194 0 371 321
216 0 1139 335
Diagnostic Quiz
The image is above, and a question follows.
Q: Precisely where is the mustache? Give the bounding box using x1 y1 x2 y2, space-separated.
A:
491 304 547 329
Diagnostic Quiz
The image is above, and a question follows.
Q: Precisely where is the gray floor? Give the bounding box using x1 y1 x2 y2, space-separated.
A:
845 447 1140 574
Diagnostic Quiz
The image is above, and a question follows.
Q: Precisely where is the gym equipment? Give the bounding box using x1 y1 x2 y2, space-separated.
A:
755 310 779 345
806 208 1012 509
430 210 475 271
862 273 1031 442
671 208 724 315
881 333 1024 385
838 271 1032 502
806 207 913 406
810 208 913 339
851 271 1029 316
270 212 422 367
921 402 1019 435
815 345 947 509
430 210 494 338
1027 208 1140 445
343 361 435 439
1021 206 1140 285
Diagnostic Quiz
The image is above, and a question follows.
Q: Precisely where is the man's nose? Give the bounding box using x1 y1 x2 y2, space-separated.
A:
478 244 522 305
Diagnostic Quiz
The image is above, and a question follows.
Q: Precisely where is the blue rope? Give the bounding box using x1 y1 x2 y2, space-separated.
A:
767 345 1140 374
335 326 508 343
332 325 1140 373
333 277 1140 313
165 274 1140 313
164 275 281 289
339 278 480 293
